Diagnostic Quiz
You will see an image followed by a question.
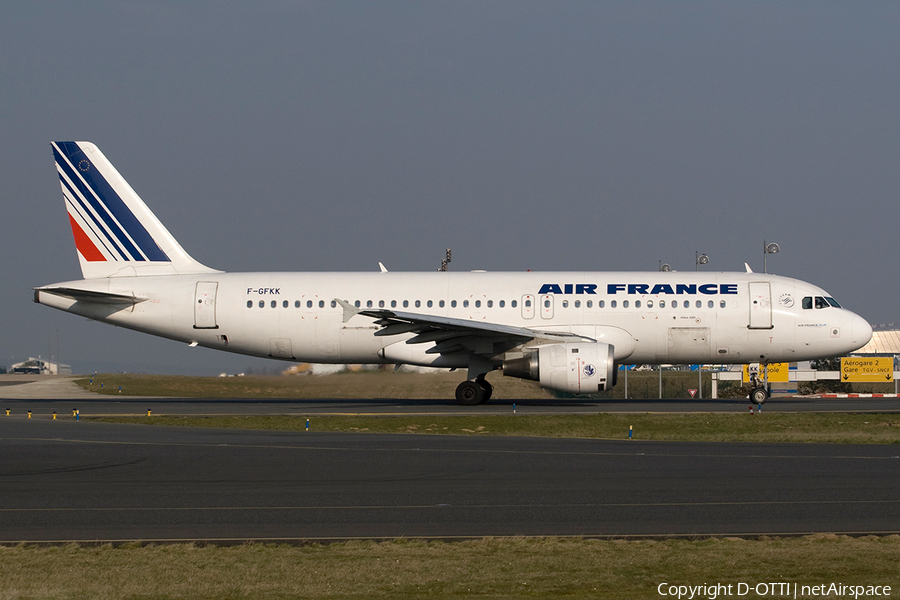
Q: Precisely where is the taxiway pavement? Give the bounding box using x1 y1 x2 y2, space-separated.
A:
2 418 898 542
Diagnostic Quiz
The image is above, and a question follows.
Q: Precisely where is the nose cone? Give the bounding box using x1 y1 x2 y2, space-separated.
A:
849 313 873 351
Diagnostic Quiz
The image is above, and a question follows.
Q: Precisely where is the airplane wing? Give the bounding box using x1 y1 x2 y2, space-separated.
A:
336 299 593 359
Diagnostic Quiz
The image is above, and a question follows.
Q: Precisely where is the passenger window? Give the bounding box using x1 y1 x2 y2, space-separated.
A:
271 300 277 308
562 300 569 308
283 300 288 308
499 300 505 308
544 299 550 308
623 300 629 308
575 300 581 308
487 300 493 308
476 300 482 308
378 300 384 308
331 300 337 308
439 300 445 308
247 300 253 308
391 300 397 308
719 300 726 308
427 300 433 308
295 300 301 308
525 299 531 307
366 300 372 308
464 300 469 308
611 300 617 308
511 300 517 308
659 300 665 308
635 300 641 308
708 300 713 308
802 297 813 309
415 300 421 308
696 300 701 309
451 300 457 308
259 300 265 308
354 300 360 308
646 300 652 308
402 300 409 308
308 300 313 308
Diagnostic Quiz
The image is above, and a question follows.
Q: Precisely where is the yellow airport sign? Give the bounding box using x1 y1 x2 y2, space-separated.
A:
742 363 789 383
840 357 894 382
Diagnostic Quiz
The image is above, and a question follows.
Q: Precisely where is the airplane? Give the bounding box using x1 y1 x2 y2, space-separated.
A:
34 141 874 405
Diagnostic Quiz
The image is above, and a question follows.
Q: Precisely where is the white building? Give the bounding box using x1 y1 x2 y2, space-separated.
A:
10 357 71 375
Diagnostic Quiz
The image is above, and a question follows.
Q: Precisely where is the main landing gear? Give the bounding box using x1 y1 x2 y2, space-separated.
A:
455 378 493 406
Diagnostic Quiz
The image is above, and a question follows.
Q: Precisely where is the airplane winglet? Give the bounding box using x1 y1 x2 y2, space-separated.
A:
378 262 388 273
334 298 361 323
745 263 754 273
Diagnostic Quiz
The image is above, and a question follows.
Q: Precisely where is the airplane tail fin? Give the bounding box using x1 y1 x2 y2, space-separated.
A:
51 141 220 279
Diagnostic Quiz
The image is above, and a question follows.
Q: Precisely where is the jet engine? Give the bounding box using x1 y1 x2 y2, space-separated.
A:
502 342 616 394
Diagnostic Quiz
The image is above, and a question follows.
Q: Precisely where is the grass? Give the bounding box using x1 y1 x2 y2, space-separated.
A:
1 535 898 600
74 371 900 401
93 413 900 444
74 372 557 400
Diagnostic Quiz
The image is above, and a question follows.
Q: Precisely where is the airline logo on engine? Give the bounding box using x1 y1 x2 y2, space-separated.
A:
538 283 739 295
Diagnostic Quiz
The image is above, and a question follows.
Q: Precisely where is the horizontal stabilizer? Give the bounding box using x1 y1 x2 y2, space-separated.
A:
33 287 146 305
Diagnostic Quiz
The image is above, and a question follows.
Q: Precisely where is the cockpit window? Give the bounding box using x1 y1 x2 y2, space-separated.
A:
803 295 842 309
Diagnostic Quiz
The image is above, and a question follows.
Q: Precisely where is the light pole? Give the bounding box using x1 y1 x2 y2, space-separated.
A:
763 240 779 273
657 259 668 399
694 251 709 396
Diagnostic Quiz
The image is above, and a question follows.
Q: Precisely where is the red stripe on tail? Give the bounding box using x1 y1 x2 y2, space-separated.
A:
68 214 106 261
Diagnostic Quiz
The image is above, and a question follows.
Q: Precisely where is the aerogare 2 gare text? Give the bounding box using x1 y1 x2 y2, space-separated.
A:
658 582 892 599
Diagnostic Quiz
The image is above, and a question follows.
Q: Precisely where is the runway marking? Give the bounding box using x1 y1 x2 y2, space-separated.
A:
3 499 900 512
2 435 899 463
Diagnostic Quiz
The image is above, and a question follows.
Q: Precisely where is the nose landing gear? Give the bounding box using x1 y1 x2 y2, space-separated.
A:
750 386 769 404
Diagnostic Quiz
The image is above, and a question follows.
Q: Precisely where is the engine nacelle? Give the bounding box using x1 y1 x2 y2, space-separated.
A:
502 342 616 394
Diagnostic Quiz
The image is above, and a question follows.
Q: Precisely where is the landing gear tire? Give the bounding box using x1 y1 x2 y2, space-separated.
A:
476 379 493 404
750 387 769 404
455 380 484 406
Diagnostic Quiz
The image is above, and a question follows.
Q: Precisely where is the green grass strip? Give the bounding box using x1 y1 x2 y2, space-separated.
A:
1 536 898 600
93 413 900 444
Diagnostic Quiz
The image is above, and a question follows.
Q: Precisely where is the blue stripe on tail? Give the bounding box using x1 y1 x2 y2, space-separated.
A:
53 142 169 262
59 173 126 261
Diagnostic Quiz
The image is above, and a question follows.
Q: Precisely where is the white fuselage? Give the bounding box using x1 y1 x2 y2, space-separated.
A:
36 270 872 368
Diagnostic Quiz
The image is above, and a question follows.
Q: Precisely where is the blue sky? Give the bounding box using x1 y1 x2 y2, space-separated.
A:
2 1 898 374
